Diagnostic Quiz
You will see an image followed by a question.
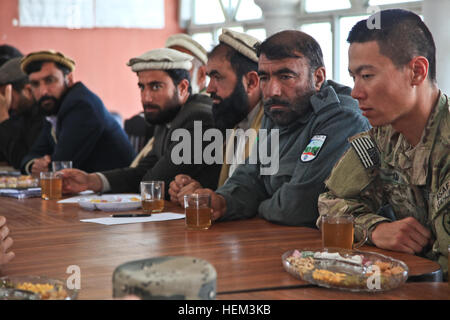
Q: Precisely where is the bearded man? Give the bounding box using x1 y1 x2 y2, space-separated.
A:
60 48 220 197
20 50 134 175
193 30 371 227
168 29 264 204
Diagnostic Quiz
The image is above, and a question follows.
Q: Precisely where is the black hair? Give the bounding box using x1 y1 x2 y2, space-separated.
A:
24 60 72 76
208 43 258 80
256 30 324 71
0 44 23 67
347 9 436 81
165 68 192 95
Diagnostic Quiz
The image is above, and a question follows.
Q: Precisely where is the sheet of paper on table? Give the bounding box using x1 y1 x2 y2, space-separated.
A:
80 212 185 225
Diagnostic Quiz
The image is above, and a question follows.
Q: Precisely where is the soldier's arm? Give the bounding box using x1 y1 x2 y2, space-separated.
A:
317 133 390 243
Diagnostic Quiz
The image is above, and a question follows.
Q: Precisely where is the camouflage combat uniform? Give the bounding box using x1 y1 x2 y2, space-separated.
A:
318 92 450 279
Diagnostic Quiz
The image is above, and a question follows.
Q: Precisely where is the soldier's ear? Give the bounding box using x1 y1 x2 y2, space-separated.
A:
409 56 428 86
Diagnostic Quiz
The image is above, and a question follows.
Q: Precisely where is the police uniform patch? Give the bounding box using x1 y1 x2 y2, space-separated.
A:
301 135 326 162
350 136 380 169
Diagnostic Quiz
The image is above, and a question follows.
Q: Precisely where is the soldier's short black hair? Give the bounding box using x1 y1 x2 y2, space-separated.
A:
255 30 324 72
347 9 436 82
208 43 258 80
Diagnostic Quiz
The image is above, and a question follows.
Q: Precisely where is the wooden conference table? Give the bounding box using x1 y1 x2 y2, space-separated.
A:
0 197 446 300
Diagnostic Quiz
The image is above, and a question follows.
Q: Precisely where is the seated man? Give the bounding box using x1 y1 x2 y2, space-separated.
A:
194 30 371 227
0 216 14 267
0 57 44 169
61 48 221 197
169 29 264 205
20 50 135 175
318 9 449 279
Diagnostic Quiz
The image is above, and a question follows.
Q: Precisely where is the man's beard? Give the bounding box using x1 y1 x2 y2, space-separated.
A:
263 79 316 127
211 79 249 131
13 93 35 116
38 95 62 116
38 82 68 116
143 91 181 125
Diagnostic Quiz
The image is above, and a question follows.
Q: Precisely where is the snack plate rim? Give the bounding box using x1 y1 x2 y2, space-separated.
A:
281 248 409 293
0 275 78 300
78 194 142 211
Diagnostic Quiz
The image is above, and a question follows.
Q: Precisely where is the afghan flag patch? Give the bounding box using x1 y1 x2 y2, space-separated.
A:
301 135 327 162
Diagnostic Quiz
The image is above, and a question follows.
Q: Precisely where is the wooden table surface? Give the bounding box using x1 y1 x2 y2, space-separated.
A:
218 282 449 300
0 197 445 300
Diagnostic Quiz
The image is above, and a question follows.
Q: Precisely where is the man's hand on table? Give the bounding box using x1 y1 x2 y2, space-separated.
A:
31 155 51 176
371 217 433 254
193 188 226 221
0 216 15 266
169 174 202 206
60 168 103 194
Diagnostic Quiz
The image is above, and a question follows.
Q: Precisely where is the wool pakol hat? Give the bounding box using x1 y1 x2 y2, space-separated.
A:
127 48 193 72
219 28 260 63
165 33 208 65
20 50 75 74
0 57 27 85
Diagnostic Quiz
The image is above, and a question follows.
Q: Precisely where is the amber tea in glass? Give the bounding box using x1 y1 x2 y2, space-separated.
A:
40 172 62 200
184 194 212 230
140 181 164 214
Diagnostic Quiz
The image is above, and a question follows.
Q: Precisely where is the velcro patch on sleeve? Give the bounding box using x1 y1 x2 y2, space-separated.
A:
350 136 380 169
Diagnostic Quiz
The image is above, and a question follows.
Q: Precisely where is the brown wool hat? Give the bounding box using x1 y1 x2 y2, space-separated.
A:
20 50 76 74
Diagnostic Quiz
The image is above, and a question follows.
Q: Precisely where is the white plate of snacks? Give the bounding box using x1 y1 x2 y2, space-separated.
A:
282 248 408 292
78 194 141 212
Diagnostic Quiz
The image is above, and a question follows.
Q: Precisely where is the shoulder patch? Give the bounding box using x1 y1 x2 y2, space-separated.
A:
350 136 380 169
301 135 326 162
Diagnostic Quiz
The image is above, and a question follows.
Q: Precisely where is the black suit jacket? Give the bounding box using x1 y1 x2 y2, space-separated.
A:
0 104 44 169
102 94 222 197
21 82 135 173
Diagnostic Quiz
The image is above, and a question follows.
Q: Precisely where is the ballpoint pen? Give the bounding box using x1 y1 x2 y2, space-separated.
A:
111 214 152 217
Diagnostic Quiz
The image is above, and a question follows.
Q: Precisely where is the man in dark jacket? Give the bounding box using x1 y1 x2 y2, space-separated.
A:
0 57 44 169
60 48 221 197
194 30 371 227
19 50 135 174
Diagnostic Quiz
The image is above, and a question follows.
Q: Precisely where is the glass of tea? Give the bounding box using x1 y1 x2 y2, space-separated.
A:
321 214 367 250
40 171 62 200
140 181 165 214
52 161 72 172
184 194 212 230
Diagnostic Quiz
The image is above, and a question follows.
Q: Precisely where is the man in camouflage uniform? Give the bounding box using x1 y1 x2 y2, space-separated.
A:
318 9 449 280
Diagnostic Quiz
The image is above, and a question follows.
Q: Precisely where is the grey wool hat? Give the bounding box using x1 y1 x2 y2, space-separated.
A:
0 57 27 86
219 28 260 63
127 48 193 72
165 33 208 65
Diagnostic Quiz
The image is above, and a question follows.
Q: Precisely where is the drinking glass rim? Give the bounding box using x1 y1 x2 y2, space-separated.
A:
183 193 211 199
322 214 354 223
